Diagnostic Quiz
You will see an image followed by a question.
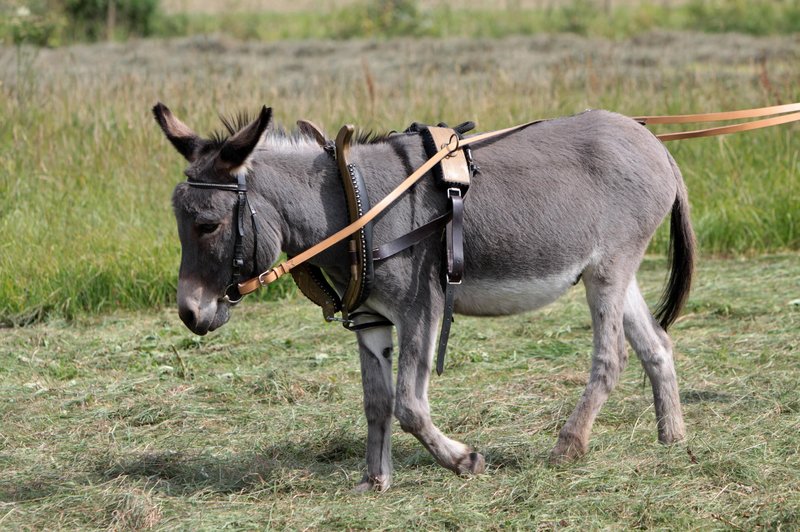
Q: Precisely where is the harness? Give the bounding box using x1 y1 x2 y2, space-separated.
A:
290 120 476 359
184 102 800 374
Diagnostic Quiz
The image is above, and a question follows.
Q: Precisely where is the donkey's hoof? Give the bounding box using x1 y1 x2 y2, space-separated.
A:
353 474 391 493
549 435 588 465
455 451 486 476
658 423 686 445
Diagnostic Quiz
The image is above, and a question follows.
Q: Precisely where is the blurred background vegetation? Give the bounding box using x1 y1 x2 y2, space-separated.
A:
2 0 800 46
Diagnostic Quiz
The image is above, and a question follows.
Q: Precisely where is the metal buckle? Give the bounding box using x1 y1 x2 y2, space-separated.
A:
446 273 462 285
258 267 279 286
447 187 462 198
325 315 353 325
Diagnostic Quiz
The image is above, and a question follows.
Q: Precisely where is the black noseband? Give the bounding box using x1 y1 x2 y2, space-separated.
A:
187 173 259 305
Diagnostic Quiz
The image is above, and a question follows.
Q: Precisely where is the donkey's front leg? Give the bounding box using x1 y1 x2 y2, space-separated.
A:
354 324 395 492
394 317 486 476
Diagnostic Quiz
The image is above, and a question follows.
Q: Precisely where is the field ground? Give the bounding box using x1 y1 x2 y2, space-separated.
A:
1 32 798 324
1 255 798 529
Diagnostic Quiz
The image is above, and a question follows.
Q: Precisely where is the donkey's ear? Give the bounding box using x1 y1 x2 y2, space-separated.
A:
219 106 272 169
296 119 329 147
152 102 201 162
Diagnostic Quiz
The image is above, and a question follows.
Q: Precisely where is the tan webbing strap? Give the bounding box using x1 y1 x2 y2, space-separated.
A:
238 120 543 294
634 102 800 125
654 111 800 141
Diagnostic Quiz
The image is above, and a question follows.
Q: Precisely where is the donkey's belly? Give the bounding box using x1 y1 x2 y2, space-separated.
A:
454 266 583 317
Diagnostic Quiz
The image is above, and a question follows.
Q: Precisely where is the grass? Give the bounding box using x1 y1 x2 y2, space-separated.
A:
4 0 800 46
0 255 798 529
152 0 800 42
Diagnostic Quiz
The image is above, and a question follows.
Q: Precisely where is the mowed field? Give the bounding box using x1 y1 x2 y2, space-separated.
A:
0 23 799 530
1 256 798 529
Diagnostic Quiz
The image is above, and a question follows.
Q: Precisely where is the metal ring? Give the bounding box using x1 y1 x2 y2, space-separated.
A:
222 284 244 306
442 133 460 158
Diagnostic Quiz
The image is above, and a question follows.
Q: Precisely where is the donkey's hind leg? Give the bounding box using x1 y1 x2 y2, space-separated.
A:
354 324 395 492
623 279 686 444
394 314 485 476
550 265 630 463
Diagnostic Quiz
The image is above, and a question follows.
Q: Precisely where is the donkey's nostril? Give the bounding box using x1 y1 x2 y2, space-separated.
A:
178 305 198 330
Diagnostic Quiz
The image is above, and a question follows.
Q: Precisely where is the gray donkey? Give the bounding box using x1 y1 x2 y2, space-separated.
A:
154 103 695 492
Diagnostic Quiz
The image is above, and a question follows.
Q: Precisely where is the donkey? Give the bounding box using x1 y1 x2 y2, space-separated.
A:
154 102 695 492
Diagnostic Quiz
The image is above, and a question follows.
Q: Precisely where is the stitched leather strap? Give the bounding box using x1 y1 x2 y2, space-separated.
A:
437 282 457 376
289 263 342 321
445 188 465 284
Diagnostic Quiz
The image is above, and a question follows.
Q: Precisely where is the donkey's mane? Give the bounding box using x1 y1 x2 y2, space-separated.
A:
353 129 395 145
208 111 257 148
208 111 395 150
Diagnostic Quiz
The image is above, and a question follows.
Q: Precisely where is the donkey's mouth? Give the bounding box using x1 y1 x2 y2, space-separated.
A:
198 301 230 335
178 296 231 335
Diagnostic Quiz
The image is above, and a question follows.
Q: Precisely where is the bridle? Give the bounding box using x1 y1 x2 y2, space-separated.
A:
186 173 259 306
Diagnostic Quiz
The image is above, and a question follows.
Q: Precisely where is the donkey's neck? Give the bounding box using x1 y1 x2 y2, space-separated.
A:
252 142 350 270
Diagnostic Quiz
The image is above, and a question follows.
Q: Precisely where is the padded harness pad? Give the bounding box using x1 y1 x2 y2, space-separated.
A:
290 263 341 321
420 126 471 188
335 125 374 316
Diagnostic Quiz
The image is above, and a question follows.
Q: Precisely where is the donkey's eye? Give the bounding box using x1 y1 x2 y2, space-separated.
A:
196 223 220 235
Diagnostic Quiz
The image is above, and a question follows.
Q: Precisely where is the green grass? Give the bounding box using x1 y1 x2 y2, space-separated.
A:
153 0 800 42
4 0 800 46
1 32 799 324
1 255 798 529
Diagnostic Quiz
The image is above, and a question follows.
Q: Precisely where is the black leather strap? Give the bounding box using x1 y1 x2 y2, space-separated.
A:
343 311 393 331
187 174 257 305
372 212 451 262
436 188 464 376
437 281 457 376
445 188 465 283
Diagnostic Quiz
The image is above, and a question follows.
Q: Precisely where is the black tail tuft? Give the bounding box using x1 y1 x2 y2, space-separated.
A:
654 169 696 331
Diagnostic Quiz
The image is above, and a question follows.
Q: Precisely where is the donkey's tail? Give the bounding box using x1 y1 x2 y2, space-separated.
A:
654 150 696 331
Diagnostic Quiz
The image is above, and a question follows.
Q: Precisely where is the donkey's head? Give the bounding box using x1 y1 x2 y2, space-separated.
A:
153 102 275 335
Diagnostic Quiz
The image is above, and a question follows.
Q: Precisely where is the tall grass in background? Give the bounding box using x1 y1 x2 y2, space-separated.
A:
1 31 798 325
155 0 800 41
2 0 799 45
